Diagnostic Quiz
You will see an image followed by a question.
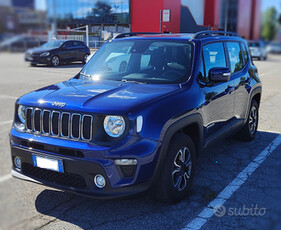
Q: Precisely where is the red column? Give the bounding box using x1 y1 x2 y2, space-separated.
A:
130 0 164 33
237 0 252 39
204 0 221 29
251 0 261 39
162 0 181 33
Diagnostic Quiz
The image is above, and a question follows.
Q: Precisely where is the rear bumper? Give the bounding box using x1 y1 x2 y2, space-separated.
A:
10 129 161 199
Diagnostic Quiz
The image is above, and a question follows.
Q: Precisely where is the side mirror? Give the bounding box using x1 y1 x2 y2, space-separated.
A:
209 67 231 82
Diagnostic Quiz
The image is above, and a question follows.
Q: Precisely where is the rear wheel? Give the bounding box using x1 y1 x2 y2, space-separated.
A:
153 133 196 203
82 54 89 64
237 100 259 141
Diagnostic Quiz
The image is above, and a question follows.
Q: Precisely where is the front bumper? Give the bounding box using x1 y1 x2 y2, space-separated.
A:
25 54 50 65
10 129 161 199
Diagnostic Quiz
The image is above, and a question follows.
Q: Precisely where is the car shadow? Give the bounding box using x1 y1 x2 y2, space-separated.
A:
35 62 84 69
35 130 280 229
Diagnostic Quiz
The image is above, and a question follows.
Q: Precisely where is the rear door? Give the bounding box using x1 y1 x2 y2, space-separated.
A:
226 41 251 120
72 41 85 60
200 42 235 140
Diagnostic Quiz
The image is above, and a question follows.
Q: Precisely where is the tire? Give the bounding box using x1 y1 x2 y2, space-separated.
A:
82 54 89 64
51 55 60 67
237 100 259 141
153 133 196 203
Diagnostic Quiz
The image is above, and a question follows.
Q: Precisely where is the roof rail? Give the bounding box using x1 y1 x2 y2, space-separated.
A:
114 32 161 39
191 30 240 39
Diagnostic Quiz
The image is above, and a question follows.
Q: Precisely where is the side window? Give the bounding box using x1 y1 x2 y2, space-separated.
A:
241 43 249 63
202 42 227 79
63 42 73 49
72 41 79 47
198 54 206 82
73 41 84 47
226 42 243 73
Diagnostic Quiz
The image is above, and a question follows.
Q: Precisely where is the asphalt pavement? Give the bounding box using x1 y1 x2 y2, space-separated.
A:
0 53 280 230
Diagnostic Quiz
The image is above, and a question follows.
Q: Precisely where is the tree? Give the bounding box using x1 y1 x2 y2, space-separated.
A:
262 7 278 41
263 7 278 39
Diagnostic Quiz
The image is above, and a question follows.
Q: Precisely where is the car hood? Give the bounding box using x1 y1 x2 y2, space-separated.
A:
18 79 180 115
26 47 56 55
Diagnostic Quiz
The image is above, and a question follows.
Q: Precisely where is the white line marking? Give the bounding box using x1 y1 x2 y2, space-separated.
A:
184 135 281 230
0 120 13 126
0 94 17 100
0 174 12 183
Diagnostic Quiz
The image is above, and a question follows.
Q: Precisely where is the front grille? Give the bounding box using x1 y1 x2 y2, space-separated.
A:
25 107 93 142
22 163 87 189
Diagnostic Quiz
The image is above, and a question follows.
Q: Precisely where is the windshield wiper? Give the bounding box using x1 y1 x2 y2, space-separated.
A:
121 79 147 84
80 72 91 79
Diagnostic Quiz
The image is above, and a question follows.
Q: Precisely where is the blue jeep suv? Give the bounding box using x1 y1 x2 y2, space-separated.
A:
10 31 261 203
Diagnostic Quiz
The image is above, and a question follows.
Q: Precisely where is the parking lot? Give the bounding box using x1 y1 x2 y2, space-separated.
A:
0 53 281 230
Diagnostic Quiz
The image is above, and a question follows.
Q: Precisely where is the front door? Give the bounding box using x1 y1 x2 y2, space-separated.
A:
60 41 75 62
200 42 235 141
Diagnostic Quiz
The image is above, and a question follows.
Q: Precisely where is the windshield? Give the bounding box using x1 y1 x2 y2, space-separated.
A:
42 40 63 49
80 40 193 84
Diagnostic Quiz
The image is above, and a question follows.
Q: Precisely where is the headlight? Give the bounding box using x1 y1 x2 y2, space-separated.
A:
40 52 50 57
104 116 125 138
17 105 26 124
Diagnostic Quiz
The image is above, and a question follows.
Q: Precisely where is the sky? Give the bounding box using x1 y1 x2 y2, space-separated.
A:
262 0 281 13
35 0 281 13
35 0 47 11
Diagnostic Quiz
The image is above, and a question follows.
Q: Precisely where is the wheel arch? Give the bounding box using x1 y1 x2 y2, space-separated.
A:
150 113 203 189
160 113 203 157
250 86 262 106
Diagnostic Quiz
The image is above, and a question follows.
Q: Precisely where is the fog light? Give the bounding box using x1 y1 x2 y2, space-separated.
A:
14 157 21 169
115 159 137 166
94 174 106 188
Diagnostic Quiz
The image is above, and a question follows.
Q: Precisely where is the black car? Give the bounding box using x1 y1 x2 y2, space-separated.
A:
25 40 90 67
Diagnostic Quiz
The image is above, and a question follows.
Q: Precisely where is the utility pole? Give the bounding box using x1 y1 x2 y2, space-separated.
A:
224 0 228 31
86 25 89 47
51 0 57 39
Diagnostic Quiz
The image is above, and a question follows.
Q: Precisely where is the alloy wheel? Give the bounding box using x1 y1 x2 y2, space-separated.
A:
172 147 192 191
84 54 89 63
52 56 59 66
249 106 258 135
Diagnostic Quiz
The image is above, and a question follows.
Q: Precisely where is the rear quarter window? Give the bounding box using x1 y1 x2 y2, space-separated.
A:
226 42 244 73
241 43 249 63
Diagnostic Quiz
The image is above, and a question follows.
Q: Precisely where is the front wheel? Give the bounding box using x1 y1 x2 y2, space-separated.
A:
51 55 60 67
153 133 196 203
237 100 259 141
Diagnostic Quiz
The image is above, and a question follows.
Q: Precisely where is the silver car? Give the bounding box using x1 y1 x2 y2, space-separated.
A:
248 40 267 60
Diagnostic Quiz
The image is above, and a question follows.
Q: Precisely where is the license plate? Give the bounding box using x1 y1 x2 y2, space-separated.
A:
32 155 64 172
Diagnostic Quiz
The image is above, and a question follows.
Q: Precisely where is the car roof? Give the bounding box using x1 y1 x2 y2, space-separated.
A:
56 39 84 43
113 31 245 43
